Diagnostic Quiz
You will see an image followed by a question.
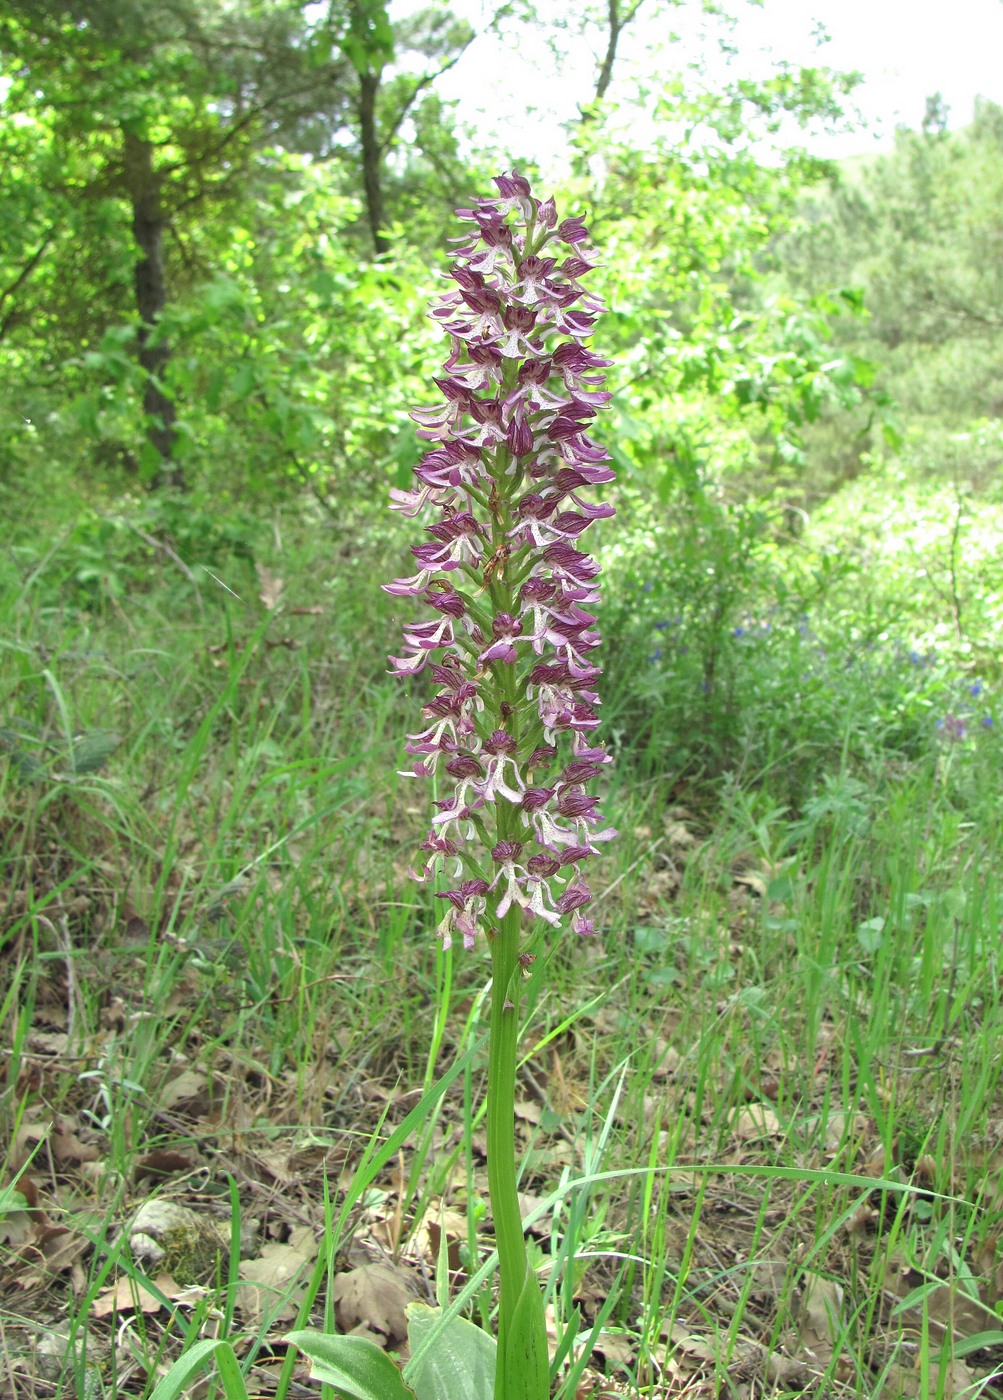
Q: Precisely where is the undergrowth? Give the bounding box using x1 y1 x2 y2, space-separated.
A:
2 484 1003 1399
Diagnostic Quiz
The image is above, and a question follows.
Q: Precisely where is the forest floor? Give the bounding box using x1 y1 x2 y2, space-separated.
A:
2 499 1003 1399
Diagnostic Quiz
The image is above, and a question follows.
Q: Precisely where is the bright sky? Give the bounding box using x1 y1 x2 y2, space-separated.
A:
416 0 1003 171
736 0 1003 147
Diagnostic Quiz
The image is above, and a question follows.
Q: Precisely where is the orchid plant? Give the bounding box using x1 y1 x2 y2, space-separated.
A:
170 173 618 1400
385 172 616 1400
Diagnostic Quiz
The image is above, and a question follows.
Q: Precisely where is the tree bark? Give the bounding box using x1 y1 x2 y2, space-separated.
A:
584 0 646 117
122 129 183 488
358 68 389 256
593 0 623 106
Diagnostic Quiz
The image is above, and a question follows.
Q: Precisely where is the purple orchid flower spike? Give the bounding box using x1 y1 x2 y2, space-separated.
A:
386 172 616 957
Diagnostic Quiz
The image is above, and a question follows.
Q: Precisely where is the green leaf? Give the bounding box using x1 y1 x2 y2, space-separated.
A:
139 440 163 482
608 442 636 479
285 1331 417 1400
951 1329 1003 1359
882 421 904 451
230 362 257 400
856 916 885 954
11 752 46 783
404 1301 496 1400
502 1268 550 1400
848 355 879 388
147 1339 249 1400
72 730 121 773
0 728 46 784
632 926 669 955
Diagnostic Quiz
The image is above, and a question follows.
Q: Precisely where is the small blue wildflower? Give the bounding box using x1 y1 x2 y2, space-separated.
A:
983 715 994 729
970 681 983 697
936 712 966 741
649 648 662 663
653 620 671 632
733 626 745 637
909 651 921 665
642 581 653 593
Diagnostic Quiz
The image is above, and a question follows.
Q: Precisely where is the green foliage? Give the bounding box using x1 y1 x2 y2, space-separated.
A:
341 0 395 77
601 455 1002 803
146 1339 252 1400
3 480 1003 1396
289 1305 499 1400
287 1331 417 1400
778 98 1003 495
6 497 263 613
603 563 974 802
0 0 470 492
0 722 120 784
563 78 896 715
148 164 437 500
405 1303 498 1400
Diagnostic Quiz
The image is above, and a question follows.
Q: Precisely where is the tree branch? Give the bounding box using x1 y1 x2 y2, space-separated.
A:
0 236 54 342
924 288 1003 333
378 42 475 157
585 0 648 114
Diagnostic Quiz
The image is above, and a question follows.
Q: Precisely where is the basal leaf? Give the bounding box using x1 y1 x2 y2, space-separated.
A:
286 1330 416 1400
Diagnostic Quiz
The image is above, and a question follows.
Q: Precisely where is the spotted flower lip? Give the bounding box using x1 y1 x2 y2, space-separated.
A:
386 172 615 949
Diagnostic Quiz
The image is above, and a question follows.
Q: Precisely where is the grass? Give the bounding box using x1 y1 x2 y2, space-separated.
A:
2 482 1003 1399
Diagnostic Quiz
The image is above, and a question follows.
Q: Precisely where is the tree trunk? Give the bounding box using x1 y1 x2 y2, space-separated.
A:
358 69 389 256
122 129 183 488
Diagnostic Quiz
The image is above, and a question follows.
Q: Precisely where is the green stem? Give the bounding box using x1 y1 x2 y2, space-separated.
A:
487 907 550 1400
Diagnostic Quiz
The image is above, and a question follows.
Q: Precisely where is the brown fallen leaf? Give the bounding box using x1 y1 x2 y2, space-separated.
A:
664 818 696 847
51 1121 100 1167
796 1271 845 1367
158 1067 208 1110
730 1103 784 1139
15 1117 99 1170
92 1273 174 1317
134 1149 196 1183
884 1357 976 1397
667 1323 719 1367
34 1222 85 1273
249 1146 296 1185
517 1190 551 1239
412 1200 467 1273
763 1351 814 1387
2 1209 45 1265
884 1253 1000 1343
11 1174 41 1212
238 1230 317 1324
734 869 769 897
332 1263 412 1344
256 563 284 611
10 1220 89 1292
593 1330 635 1368
649 1039 682 1080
